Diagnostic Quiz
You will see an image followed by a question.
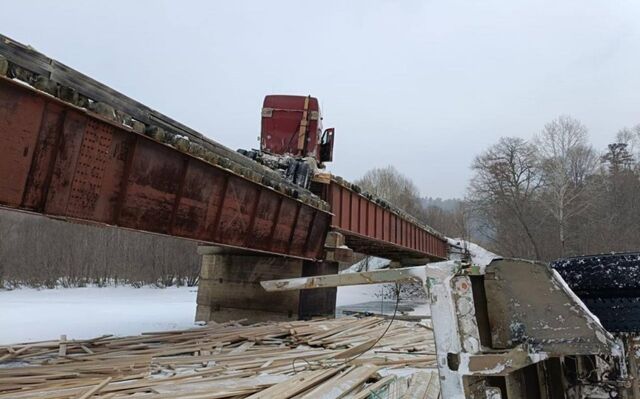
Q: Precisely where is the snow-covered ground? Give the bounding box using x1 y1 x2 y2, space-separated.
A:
0 282 423 345
336 282 389 307
0 286 198 344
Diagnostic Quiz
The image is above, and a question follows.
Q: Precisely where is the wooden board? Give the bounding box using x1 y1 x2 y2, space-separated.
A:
0 317 438 398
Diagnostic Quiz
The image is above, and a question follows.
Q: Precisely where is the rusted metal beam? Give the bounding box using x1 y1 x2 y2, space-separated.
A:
324 180 448 260
0 33 294 189
0 32 448 264
0 77 331 260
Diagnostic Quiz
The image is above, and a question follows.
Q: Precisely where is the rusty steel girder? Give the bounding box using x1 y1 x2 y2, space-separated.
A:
0 77 330 260
324 181 448 260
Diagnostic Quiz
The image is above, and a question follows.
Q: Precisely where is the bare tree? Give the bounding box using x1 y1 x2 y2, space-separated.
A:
356 165 426 220
425 202 471 240
468 137 543 259
535 116 598 256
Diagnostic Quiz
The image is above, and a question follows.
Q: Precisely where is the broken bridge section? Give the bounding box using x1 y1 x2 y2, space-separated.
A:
0 77 330 260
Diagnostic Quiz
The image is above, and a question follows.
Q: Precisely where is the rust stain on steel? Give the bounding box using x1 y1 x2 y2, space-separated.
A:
0 77 330 260
324 181 448 260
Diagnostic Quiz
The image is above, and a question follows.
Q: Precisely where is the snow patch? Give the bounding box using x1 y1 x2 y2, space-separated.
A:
0 286 197 344
336 283 391 307
340 256 390 274
337 256 395 309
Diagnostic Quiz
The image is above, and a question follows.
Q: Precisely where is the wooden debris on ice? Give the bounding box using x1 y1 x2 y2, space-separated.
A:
0 316 439 398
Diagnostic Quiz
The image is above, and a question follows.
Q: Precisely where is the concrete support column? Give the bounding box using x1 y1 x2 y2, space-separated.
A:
299 260 339 319
195 247 338 323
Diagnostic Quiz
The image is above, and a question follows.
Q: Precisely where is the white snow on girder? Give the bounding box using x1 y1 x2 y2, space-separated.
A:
446 237 499 272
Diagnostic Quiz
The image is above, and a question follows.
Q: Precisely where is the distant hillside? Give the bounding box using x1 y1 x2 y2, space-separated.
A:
420 196 488 244
421 197 462 212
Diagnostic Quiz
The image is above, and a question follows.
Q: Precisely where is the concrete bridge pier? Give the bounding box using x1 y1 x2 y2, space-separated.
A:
195 246 338 323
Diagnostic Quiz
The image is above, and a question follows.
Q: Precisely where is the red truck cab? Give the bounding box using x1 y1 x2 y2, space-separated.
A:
261 95 334 164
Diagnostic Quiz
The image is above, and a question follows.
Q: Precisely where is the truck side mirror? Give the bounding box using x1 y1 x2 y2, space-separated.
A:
320 128 335 163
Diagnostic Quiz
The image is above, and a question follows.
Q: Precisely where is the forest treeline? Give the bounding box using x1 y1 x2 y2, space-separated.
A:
0 209 200 288
358 116 640 262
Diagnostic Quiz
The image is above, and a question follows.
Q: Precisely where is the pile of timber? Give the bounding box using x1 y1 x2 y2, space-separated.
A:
0 317 440 398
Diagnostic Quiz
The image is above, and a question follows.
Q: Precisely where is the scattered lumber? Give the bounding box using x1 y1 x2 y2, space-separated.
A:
0 317 439 398
404 371 441 398
340 309 431 322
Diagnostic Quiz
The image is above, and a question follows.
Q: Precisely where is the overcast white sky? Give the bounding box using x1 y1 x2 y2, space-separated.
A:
2 1 639 198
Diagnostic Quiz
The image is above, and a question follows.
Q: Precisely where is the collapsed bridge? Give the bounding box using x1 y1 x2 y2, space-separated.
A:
6 33 640 398
0 34 447 321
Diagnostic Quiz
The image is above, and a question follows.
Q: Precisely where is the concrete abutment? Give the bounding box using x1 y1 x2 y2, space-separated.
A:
195 246 338 323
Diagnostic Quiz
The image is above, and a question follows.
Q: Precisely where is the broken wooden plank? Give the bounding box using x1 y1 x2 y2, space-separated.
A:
75 376 112 399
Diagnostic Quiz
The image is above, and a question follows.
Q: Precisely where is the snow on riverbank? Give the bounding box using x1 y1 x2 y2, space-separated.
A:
0 286 198 344
0 282 424 345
